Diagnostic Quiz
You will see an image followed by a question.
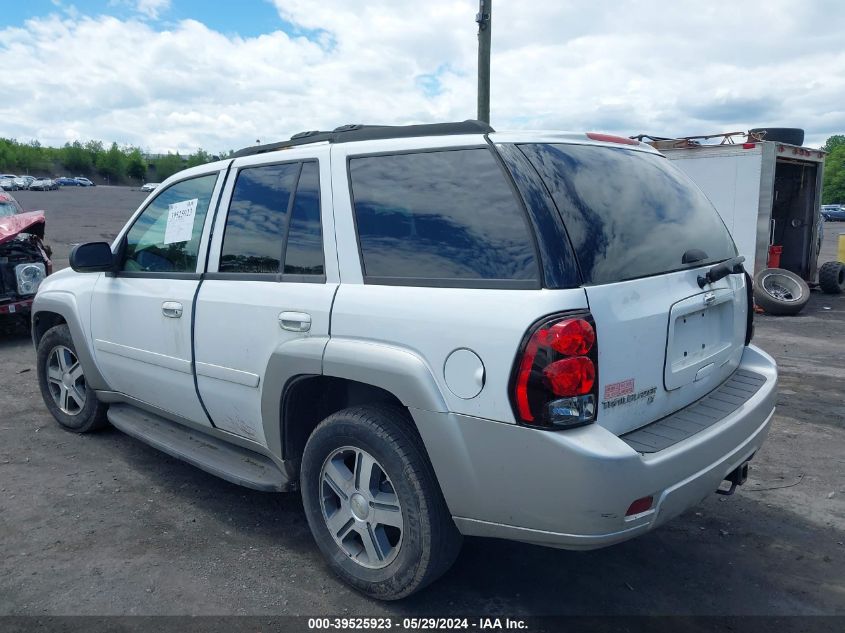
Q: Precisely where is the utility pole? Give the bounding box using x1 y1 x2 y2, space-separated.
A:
476 0 492 123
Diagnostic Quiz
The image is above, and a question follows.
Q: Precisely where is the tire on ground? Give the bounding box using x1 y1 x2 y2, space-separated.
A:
818 261 845 295
748 127 805 146
300 405 462 600
753 267 811 315
36 323 109 433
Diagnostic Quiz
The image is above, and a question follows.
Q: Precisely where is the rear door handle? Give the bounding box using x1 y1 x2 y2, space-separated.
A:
279 311 311 332
162 301 183 318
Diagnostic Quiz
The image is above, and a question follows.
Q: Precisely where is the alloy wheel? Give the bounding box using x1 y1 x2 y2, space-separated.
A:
319 446 404 569
46 345 86 415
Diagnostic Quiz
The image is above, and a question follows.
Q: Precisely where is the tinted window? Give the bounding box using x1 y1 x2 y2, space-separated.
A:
122 173 218 273
284 162 324 275
349 148 538 283
219 163 300 274
520 143 737 285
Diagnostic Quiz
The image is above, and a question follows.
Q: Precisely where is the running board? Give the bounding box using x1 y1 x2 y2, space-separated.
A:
107 403 288 491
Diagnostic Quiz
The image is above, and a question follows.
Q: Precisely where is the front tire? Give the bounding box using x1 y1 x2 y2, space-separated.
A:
36 324 108 433
301 405 462 600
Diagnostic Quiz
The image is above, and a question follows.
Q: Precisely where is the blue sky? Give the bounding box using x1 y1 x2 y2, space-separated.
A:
5 0 296 38
0 1 842 152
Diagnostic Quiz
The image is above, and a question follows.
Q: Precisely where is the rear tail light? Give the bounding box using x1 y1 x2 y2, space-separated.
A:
510 313 599 429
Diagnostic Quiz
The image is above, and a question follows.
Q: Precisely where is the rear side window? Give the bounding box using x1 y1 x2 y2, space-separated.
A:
519 143 736 285
348 148 539 286
219 161 324 277
284 162 324 275
219 163 299 274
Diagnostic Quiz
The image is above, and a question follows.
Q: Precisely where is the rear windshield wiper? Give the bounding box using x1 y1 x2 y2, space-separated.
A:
697 256 745 288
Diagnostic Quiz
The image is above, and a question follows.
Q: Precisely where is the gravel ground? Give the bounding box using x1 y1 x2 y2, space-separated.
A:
0 187 843 616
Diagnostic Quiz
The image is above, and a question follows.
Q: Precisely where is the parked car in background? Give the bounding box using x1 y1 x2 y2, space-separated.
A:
140 182 160 192
821 204 845 221
55 177 81 187
29 179 57 191
19 176 36 189
74 177 95 187
0 191 52 319
0 176 18 190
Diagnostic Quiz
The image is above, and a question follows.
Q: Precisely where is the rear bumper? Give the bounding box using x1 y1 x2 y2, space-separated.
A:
412 345 777 549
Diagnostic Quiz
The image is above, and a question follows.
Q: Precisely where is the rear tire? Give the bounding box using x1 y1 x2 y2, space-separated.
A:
36 324 108 433
818 261 845 295
300 405 462 600
753 268 811 315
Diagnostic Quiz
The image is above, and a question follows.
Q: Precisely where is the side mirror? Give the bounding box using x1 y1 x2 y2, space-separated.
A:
69 242 115 273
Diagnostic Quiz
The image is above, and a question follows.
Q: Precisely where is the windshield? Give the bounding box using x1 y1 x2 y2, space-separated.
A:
0 201 20 217
519 143 737 285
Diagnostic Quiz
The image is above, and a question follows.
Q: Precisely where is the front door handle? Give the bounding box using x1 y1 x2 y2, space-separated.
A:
162 301 183 318
279 311 311 332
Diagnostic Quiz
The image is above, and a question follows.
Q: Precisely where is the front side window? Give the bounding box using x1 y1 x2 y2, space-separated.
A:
219 161 324 276
122 173 218 273
348 148 538 284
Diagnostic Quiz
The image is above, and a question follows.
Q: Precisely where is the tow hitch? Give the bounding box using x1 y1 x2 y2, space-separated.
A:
716 460 750 496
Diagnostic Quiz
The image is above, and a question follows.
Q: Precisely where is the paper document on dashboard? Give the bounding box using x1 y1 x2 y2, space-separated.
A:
164 198 198 244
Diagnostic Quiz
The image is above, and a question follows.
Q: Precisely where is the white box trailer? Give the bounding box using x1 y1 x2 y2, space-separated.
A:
655 138 825 284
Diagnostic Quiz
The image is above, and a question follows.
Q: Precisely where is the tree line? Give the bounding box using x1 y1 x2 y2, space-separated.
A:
0 138 230 184
822 135 845 205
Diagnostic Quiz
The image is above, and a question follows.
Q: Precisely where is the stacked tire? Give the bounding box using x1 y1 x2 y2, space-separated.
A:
753 268 810 315
818 261 845 295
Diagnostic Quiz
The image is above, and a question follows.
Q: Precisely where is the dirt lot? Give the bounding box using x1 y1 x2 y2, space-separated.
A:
0 186 843 616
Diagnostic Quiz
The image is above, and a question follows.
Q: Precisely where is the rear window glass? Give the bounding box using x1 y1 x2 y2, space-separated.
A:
349 148 538 284
519 143 737 284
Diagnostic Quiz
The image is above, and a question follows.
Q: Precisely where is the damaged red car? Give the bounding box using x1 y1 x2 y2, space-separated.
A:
0 192 52 318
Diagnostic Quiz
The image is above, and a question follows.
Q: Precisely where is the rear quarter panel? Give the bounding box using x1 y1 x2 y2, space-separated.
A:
329 284 589 421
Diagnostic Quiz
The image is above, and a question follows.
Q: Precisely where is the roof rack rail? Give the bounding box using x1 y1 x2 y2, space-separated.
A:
233 120 494 158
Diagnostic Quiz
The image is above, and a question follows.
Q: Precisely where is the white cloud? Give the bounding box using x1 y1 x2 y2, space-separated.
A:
0 1 843 152
136 0 170 19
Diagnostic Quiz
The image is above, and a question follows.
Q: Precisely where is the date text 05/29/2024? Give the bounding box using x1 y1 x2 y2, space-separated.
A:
307 617 529 630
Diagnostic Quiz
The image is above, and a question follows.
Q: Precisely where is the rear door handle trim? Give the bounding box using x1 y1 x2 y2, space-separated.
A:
279 311 311 332
162 301 183 318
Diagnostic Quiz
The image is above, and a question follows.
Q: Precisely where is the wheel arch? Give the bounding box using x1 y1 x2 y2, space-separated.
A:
280 376 406 464
262 337 449 468
31 294 109 391
31 310 66 347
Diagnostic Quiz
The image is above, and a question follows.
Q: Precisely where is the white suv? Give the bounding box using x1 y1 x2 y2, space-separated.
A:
31 121 777 599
